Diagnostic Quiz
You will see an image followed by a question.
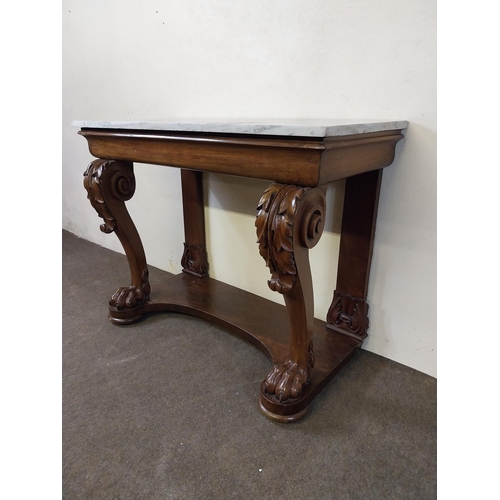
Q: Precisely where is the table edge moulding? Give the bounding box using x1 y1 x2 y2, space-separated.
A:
75 119 408 423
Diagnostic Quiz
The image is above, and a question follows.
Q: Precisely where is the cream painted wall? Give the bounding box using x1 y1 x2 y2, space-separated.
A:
62 0 436 376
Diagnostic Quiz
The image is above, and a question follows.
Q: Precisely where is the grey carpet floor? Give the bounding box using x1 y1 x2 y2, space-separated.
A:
62 230 436 499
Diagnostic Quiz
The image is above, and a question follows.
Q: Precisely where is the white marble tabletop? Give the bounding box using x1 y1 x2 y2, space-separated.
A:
72 119 408 138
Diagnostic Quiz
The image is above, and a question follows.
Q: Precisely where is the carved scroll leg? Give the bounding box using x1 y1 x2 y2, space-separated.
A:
83 159 150 323
327 169 382 339
256 184 326 404
180 170 209 278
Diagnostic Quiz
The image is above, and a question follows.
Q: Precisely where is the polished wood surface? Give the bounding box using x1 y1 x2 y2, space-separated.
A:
108 272 363 421
326 169 383 340
79 128 403 187
79 125 405 422
256 184 326 403
180 170 209 278
83 159 150 319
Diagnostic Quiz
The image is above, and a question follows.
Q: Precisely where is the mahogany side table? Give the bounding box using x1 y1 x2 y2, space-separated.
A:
74 119 407 422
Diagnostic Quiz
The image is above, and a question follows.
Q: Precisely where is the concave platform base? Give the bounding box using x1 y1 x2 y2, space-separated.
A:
109 273 365 422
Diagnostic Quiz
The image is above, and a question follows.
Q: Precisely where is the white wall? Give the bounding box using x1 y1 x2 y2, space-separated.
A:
62 0 436 377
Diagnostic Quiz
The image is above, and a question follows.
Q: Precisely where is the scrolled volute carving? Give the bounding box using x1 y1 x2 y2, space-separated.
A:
299 189 326 249
83 159 135 233
256 183 325 294
110 170 135 201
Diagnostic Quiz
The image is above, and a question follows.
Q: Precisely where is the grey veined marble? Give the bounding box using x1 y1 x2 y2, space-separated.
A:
72 119 408 137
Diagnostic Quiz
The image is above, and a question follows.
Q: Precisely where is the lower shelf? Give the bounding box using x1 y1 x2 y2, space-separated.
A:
109 273 365 421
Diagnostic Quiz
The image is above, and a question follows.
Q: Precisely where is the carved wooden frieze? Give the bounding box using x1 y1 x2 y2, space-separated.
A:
327 290 369 339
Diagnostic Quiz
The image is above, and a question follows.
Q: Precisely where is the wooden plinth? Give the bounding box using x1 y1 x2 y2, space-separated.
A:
109 273 364 422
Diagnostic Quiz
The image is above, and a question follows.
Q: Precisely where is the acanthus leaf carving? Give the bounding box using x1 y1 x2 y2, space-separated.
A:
83 159 135 234
327 290 369 339
255 183 306 294
257 183 326 402
181 243 209 277
83 159 150 312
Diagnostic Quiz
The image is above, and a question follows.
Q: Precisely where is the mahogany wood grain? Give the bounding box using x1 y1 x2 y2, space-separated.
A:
336 169 382 298
80 129 323 187
108 273 363 420
79 124 405 422
180 169 209 278
319 131 403 184
326 169 383 339
83 159 151 319
79 128 404 187
256 184 326 405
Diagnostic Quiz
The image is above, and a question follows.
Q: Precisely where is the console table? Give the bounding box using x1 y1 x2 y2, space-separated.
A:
75 119 407 422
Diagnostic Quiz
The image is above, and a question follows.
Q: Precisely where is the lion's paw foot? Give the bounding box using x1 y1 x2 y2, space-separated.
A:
109 286 148 310
263 361 310 402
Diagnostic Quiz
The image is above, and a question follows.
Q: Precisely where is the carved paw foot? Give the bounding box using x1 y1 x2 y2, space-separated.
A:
109 286 149 310
264 361 311 402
